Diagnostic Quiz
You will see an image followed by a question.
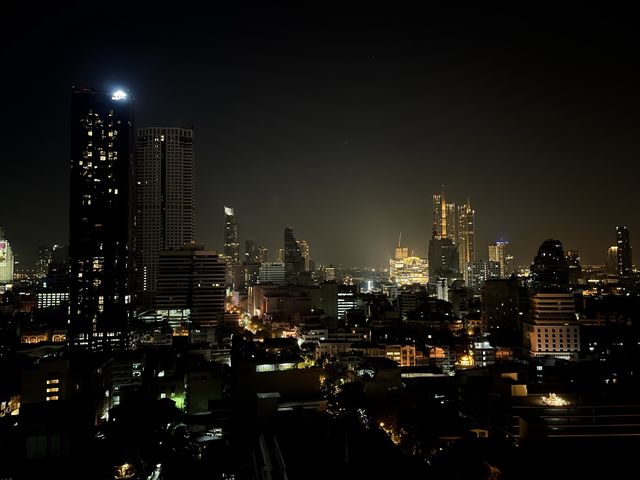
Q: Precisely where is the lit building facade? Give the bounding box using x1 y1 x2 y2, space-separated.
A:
259 262 286 285
466 260 501 292
488 240 513 278
297 239 311 271
136 127 195 303
456 200 475 272
389 256 429 286
523 293 580 361
0 228 14 285
68 88 134 350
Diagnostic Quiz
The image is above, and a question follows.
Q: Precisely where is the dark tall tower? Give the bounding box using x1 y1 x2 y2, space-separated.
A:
284 227 304 284
616 226 632 277
224 206 240 264
69 88 134 349
136 127 195 305
529 239 569 293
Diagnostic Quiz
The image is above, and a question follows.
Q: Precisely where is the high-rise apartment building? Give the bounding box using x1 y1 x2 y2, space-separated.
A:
68 87 134 349
466 260 501 292
136 127 195 303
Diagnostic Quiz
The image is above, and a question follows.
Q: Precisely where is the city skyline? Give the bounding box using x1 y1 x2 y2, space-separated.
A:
2 3 639 267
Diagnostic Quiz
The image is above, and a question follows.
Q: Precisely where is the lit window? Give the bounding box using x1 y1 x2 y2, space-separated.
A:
46 379 60 385
46 396 59 401
46 387 59 393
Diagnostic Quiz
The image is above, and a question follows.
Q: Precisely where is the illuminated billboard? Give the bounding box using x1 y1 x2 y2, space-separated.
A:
0 241 7 266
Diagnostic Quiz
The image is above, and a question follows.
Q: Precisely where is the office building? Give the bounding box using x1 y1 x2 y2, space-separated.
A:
284 227 304 284
259 262 286 285
68 87 134 349
155 246 226 329
135 127 195 303
529 239 569 293
428 237 459 280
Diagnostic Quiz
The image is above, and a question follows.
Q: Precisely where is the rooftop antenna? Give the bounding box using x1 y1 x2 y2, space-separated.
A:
398 232 402 248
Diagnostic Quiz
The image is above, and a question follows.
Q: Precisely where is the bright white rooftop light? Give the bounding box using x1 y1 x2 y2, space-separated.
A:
112 90 127 100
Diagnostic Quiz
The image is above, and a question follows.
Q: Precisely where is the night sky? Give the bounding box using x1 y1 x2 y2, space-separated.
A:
1 2 639 268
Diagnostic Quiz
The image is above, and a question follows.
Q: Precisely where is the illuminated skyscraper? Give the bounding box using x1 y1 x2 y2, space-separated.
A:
68 87 134 349
298 239 311 271
456 200 475 272
432 187 447 239
488 241 512 277
136 127 195 304
616 226 632 277
224 206 240 264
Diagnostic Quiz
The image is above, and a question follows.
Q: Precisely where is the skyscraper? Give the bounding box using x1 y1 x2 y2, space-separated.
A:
297 239 311 271
136 127 195 304
488 241 512 277
155 246 226 329
35 246 53 279
432 188 446 239
616 226 632 277
529 239 569 293
284 227 304 284
223 206 240 264
68 87 134 349
456 200 475 272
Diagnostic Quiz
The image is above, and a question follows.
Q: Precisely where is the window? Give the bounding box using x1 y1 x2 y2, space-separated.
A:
46 379 59 385
46 387 59 393
46 396 59 401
